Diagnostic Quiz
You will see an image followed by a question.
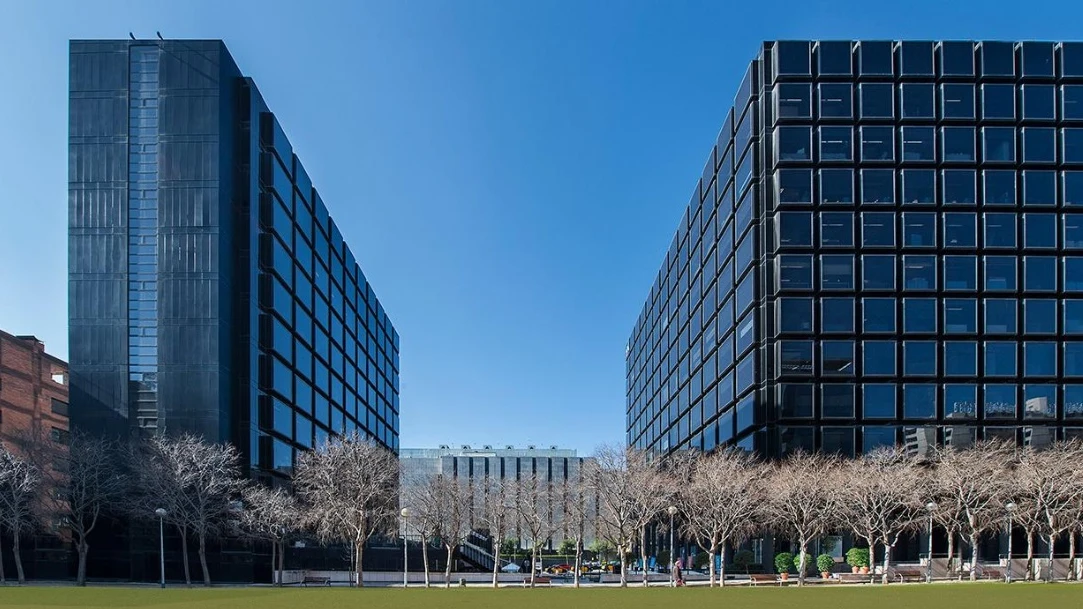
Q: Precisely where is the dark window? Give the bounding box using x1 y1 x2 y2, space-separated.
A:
776 41 811 75
942 84 976 119
1024 342 1057 377
822 427 855 456
860 83 894 118
50 427 70 445
821 341 855 376
1064 129 1083 164
863 425 898 451
820 169 854 203
984 170 1017 205
863 340 896 375
940 41 975 76
779 341 814 376
1022 85 1056 121
984 256 1017 291
820 212 854 247
1066 171 1083 206
1025 299 1057 334
51 399 69 417
902 169 936 204
985 342 1017 376
904 341 937 375
1023 128 1056 163
776 212 813 248
944 385 977 419
944 341 978 376
779 384 814 418
862 212 895 246
1024 213 1057 248
861 169 895 203
903 256 936 290
942 170 976 205
980 41 1015 77
944 255 977 290
903 298 936 332
900 83 935 118
901 126 935 161
820 255 854 290
984 384 1018 418
861 126 894 161
862 298 896 333
944 298 977 333
984 214 1016 248
822 385 855 418
863 385 896 418
903 384 937 419
779 298 813 332
858 41 894 75
983 127 1015 163
1024 256 1057 291
777 169 813 204
778 255 813 290
819 83 853 118
820 126 853 161
863 255 896 290
1021 42 1054 77
903 212 936 247
900 41 934 75
1064 86 1083 121
982 84 1016 120
942 127 975 162
821 298 855 333
777 127 812 161
985 299 1017 333
943 213 976 248
817 41 853 75
776 83 812 119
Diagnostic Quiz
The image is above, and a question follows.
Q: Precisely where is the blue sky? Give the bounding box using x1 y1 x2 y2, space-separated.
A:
1 0 1081 453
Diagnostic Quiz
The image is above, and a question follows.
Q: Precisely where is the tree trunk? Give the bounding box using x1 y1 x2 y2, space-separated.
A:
796 541 808 587
356 541 366 588
969 533 980 581
198 532 211 586
179 525 191 586
0 523 6 584
881 543 893 585
13 530 25 584
946 530 955 575
444 543 453 588
719 544 728 588
573 539 582 588
619 546 629 587
1027 531 1035 580
77 538 89 586
421 537 431 587
491 535 501 588
530 546 539 588
1065 530 1074 576
277 539 285 586
640 527 649 587
270 538 277 585
1048 534 1057 582
708 549 716 587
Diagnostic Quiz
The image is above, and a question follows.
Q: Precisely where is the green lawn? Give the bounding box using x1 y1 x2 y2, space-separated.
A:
0 584 1078 609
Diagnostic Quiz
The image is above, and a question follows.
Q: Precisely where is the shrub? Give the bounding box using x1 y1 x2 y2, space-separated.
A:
774 552 795 574
733 550 755 573
845 547 870 568
817 554 835 573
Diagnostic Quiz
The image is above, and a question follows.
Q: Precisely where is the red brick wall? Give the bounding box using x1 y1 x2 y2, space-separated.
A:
0 331 69 449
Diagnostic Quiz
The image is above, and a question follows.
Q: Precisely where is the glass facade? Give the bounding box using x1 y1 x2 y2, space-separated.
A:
69 40 399 484
627 40 1083 458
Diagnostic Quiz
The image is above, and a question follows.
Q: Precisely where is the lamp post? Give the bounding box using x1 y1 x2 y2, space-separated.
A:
667 505 678 587
401 507 411 588
925 502 937 584
155 508 167 588
1005 502 1017 584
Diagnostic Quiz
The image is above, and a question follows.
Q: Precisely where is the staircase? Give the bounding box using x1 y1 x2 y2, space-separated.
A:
456 530 513 572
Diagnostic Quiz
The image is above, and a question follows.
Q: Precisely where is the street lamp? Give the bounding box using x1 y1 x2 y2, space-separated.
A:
667 506 678 587
154 508 168 588
1005 502 1017 584
401 507 411 588
925 502 937 584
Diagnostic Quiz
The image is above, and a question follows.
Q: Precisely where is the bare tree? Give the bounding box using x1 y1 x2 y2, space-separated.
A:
838 447 926 584
294 432 398 588
583 445 638 587
240 484 301 585
478 475 514 587
767 451 841 586
583 445 670 587
678 449 764 587
0 442 40 584
561 469 595 588
932 441 1012 581
512 473 557 588
1014 442 1083 581
427 474 472 588
52 433 126 586
130 434 245 586
402 470 442 588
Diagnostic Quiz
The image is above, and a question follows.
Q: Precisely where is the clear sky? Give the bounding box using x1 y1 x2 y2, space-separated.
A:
1 0 1081 453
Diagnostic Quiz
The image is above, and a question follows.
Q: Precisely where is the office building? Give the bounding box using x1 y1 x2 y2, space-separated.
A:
0 330 69 449
400 445 594 551
68 40 399 487
626 40 1083 458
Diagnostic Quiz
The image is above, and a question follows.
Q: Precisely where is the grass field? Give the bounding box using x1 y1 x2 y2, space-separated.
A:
0 584 1079 609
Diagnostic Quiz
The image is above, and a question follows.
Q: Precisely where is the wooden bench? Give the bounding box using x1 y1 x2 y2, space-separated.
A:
981 567 1003 581
748 573 781 586
836 573 871 584
887 568 925 583
523 576 552 587
300 575 331 587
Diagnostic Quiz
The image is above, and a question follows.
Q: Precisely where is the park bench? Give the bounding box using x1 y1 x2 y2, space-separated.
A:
523 576 552 587
836 573 871 584
300 573 331 587
887 567 925 583
748 573 781 586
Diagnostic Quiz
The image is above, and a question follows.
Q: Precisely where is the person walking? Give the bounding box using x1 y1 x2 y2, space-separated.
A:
673 560 684 587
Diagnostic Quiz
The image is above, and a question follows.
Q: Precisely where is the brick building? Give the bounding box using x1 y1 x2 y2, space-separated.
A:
0 330 69 449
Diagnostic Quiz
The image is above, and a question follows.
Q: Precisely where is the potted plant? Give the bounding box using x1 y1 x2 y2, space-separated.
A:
817 554 834 579
846 547 870 574
775 552 794 581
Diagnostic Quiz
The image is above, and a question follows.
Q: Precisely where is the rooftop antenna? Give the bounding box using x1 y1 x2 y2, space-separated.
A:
129 32 136 40
156 31 164 40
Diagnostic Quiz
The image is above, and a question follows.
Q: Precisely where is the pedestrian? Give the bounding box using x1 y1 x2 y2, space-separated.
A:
673 560 684 586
